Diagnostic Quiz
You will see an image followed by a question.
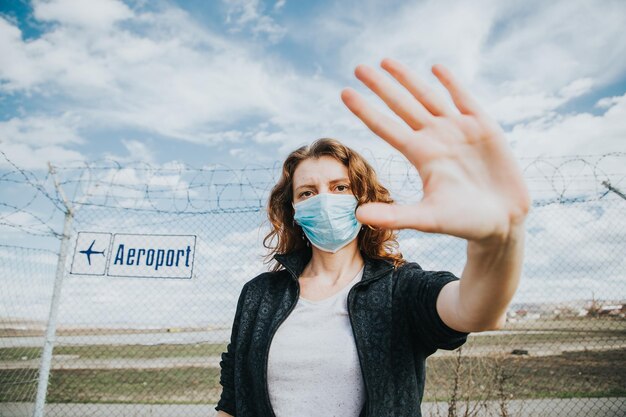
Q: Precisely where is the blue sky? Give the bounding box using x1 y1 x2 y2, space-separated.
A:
1 1 625 327
0 0 625 171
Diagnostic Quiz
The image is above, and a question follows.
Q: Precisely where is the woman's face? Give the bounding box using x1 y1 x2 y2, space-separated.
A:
292 156 353 204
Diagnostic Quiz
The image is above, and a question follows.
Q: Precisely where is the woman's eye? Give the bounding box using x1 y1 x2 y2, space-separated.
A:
336 184 350 192
300 191 313 198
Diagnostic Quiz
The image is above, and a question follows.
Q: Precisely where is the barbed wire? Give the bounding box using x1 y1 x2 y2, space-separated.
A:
0 150 66 213
0 152 624 239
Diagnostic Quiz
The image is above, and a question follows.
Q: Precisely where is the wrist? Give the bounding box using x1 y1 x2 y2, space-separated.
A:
470 216 527 251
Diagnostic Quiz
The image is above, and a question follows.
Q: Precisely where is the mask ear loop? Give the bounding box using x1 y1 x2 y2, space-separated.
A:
300 226 310 247
292 207 310 247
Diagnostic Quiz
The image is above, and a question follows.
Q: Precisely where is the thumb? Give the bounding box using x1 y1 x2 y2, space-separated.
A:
356 202 437 232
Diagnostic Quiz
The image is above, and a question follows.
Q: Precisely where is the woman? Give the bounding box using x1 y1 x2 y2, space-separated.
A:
215 58 531 417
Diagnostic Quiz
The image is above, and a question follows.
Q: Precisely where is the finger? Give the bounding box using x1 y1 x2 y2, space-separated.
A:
431 64 484 116
341 87 426 159
380 58 453 117
356 202 439 233
354 64 432 130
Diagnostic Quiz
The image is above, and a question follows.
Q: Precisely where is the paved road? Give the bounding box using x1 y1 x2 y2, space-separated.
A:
0 329 232 348
2 340 624 370
2 398 624 417
433 339 626 357
0 355 222 370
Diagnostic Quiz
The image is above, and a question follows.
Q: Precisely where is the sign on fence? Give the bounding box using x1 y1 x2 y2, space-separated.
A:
70 232 197 279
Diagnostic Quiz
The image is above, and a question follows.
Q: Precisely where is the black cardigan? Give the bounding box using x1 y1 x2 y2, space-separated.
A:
215 248 469 416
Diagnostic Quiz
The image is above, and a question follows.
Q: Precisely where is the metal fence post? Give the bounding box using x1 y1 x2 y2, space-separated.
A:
32 164 74 417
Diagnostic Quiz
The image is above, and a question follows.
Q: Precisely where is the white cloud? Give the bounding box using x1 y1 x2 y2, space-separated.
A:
0 209 58 236
0 3 343 152
101 139 157 164
480 0 625 123
559 78 594 100
33 0 133 29
0 0 624 170
0 18 45 90
596 96 622 109
482 0 626 89
307 0 625 130
2 0 624 331
0 114 83 146
489 77 595 125
0 114 86 170
68 164 196 211
121 139 155 163
0 245 57 266
0 142 85 170
223 0 287 42
510 92 626 157
310 0 497 86
519 199 626 303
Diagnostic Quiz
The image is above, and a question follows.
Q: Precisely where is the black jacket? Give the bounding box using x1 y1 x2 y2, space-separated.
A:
215 248 469 417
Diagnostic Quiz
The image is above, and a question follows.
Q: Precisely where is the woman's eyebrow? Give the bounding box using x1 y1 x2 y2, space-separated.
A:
294 178 350 191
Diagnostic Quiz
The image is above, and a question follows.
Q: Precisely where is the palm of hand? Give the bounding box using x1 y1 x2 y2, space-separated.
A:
341 59 531 242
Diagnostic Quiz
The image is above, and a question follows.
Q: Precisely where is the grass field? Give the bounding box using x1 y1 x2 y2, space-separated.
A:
0 343 227 361
1 349 624 403
0 317 624 404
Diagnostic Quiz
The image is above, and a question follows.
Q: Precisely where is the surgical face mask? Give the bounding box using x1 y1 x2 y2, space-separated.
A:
292 193 361 253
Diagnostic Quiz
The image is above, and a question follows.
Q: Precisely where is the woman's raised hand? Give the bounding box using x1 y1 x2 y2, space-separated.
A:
341 58 531 243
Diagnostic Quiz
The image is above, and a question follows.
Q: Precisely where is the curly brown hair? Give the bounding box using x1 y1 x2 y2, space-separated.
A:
263 138 405 271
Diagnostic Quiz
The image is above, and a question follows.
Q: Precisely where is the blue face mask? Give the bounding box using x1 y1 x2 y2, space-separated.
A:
293 193 361 253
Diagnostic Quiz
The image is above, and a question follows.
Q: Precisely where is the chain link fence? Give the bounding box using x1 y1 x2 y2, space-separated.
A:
0 151 624 417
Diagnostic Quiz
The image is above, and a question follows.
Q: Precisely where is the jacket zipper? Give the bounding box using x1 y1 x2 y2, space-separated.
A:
263 263 393 417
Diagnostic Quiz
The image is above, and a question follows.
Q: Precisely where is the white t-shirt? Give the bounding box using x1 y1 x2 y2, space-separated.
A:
267 266 366 417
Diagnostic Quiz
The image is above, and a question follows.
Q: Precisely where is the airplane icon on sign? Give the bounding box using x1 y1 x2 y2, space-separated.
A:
79 240 105 266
